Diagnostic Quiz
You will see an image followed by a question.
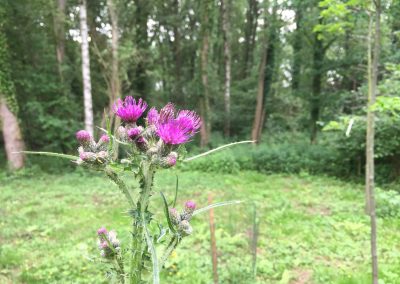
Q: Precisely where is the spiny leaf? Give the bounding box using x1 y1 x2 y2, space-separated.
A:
160 192 176 233
143 220 160 284
18 151 78 160
184 141 254 162
192 200 242 216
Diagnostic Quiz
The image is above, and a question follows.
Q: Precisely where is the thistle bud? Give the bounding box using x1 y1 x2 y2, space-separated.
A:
97 229 121 259
96 151 109 163
127 126 143 140
79 152 96 163
169 208 181 225
178 220 193 236
97 227 107 236
76 130 94 149
181 200 196 221
97 134 110 151
167 152 178 167
117 126 127 141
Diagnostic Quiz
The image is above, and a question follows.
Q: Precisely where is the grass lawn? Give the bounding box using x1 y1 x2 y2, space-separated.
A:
1 170 399 283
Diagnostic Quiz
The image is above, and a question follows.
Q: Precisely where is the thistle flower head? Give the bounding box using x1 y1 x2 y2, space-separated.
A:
155 104 201 145
147 107 159 126
76 130 92 144
178 220 193 236
113 96 147 123
79 152 96 162
169 208 181 225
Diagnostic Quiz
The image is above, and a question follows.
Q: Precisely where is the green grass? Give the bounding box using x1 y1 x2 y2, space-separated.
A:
1 170 399 283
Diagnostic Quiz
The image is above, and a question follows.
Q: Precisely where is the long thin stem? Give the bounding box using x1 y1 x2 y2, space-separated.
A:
105 167 135 208
160 236 179 268
130 162 155 283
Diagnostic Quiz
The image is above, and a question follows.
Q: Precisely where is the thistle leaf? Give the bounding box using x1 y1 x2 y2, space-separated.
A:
18 151 78 160
192 200 242 216
184 141 254 162
160 192 176 233
143 221 160 284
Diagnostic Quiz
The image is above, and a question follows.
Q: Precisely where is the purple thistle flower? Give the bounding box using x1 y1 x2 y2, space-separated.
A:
113 96 147 123
156 116 201 145
147 107 159 126
97 227 107 235
76 130 92 144
176 110 202 134
158 103 176 124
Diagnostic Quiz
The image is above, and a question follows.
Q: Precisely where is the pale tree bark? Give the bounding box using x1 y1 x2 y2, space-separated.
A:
0 9 25 170
53 0 66 81
107 0 120 129
0 98 25 170
79 0 94 136
366 1 381 283
220 0 231 137
200 0 212 147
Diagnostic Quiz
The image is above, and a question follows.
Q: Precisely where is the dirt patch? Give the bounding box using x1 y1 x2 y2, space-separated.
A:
289 269 313 284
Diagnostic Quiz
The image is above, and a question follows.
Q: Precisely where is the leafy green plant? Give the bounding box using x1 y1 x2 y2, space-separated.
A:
22 97 249 283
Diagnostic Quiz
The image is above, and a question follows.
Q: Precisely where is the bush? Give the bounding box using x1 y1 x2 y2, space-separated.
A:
376 189 400 218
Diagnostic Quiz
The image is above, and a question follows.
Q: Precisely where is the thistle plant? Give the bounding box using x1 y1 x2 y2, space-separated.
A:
22 96 251 283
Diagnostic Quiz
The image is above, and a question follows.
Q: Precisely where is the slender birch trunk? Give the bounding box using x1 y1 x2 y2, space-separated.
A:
79 0 94 136
220 0 231 137
366 1 381 283
53 0 66 81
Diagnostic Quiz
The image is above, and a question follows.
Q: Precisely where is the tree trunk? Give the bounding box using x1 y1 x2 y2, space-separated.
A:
79 0 94 136
251 48 267 143
251 3 277 143
291 0 302 92
107 0 120 129
310 17 324 144
220 0 231 137
171 0 183 106
0 9 25 170
200 0 212 147
0 98 25 170
241 0 259 78
366 2 381 283
53 0 66 81
133 0 150 99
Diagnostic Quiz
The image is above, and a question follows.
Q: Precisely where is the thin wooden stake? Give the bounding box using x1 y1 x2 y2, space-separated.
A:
208 194 219 284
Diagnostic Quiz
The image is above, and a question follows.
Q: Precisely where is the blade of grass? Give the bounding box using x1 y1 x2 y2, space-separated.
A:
17 151 78 160
193 200 242 216
184 141 254 162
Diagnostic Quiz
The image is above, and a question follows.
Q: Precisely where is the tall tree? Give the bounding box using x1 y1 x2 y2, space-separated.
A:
107 0 121 128
241 0 259 78
291 0 303 92
251 1 278 143
0 6 25 170
199 0 213 147
79 0 94 135
220 0 231 137
366 1 381 282
53 0 66 81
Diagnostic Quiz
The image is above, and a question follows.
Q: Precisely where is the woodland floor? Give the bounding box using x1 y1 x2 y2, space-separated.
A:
0 170 399 284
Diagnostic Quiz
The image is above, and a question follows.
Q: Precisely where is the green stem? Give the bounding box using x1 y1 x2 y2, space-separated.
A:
105 167 135 208
130 162 155 284
160 236 179 268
